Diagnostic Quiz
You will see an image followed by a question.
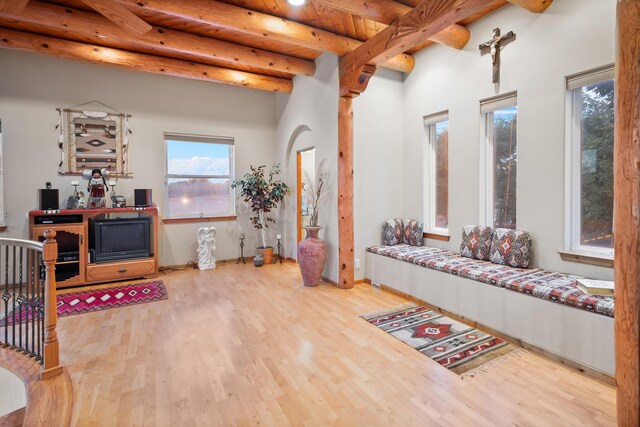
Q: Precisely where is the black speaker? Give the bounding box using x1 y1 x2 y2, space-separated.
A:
38 189 59 210
134 189 152 207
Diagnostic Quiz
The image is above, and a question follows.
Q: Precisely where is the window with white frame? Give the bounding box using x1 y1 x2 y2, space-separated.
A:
480 93 518 230
0 120 4 227
423 111 449 234
566 66 614 256
164 133 235 219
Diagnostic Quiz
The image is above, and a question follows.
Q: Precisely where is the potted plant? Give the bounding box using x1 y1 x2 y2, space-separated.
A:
232 164 290 264
297 168 328 286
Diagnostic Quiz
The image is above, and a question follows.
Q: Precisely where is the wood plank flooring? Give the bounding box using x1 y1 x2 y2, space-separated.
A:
56 263 616 426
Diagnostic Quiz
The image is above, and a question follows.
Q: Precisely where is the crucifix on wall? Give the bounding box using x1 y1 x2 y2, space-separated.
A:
479 28 515 84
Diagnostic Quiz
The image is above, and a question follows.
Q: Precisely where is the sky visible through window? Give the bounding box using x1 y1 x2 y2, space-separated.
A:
167 140 230 176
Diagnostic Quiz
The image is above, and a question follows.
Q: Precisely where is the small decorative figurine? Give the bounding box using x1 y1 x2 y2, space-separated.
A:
87 168 109 209
66 180 81 209
109 180 127 208
197 227 216 270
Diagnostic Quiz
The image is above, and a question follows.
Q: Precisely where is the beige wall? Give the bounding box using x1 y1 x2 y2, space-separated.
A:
403 0 616 280
0 50 278 266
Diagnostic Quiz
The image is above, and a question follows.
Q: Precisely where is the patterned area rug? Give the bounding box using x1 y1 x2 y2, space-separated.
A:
2 281 167 325
362 303 523 377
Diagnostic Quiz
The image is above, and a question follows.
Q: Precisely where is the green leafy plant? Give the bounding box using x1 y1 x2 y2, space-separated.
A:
231 164 290 248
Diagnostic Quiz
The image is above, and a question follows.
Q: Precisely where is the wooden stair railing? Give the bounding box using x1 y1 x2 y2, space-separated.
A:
0 230 61 378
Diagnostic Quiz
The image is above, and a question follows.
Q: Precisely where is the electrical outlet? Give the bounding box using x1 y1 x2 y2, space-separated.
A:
355 259 361 269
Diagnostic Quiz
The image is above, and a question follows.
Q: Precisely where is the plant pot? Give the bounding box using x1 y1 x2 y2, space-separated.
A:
257 246 273 264
297 226 326 287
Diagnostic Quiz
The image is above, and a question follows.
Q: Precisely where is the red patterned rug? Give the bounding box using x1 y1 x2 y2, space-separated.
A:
2 281 167 325
362 303 524 377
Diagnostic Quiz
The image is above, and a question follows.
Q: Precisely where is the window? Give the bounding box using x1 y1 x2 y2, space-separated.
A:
480 93 518 229
0 120 4 227
164 133 235 219
423 111 449 234
566 66 614 256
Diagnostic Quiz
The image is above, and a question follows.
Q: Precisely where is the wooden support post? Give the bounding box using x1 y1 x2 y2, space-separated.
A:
614 1 640 424
41 230 62 379
338 96 354 289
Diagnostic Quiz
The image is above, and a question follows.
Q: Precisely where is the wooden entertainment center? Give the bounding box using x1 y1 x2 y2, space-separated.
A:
28 206 159 288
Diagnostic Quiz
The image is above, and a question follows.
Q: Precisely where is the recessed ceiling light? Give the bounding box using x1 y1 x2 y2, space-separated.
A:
287 0 305 5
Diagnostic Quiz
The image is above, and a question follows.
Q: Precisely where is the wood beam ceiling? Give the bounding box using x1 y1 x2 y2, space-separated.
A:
0 0 29 14
506 0 553 13
313 0 471 50
0 1 315 76
340 0 493 96
116 0 415 74
0 28 293 92
81 0 152 34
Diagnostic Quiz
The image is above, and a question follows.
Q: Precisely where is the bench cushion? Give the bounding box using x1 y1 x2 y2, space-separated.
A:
366 244 614 318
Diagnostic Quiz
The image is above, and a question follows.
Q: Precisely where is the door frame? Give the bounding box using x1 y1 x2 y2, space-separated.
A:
296 147 315 245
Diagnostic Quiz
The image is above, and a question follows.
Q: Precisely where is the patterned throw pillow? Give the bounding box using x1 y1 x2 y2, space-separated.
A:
489 228 532 268
382 218 404 246
460 225 494 260
403 219 424 246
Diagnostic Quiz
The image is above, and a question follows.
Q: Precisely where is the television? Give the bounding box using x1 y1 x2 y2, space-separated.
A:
89 216 151 263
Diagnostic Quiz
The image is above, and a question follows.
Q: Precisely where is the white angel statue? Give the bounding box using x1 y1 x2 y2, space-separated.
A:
197 227 216 270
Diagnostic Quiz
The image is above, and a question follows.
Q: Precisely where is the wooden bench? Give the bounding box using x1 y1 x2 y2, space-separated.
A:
365 244 614 378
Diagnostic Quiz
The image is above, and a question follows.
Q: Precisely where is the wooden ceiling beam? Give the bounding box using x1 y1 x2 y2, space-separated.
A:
0 0 29 14
116 0 415 74
0 28 293 92
81 0 152 34
506 0 553 13
0 1 314 76
313 0 470 50
341 0 493 92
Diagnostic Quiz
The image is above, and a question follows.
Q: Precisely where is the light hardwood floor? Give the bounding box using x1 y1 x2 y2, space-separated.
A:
57 262 616 426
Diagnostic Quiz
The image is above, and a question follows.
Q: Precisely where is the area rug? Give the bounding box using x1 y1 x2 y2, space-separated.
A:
1 281 167 326
362 303 524 377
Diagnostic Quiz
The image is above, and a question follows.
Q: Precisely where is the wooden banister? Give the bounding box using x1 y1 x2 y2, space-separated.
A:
41 230 61 379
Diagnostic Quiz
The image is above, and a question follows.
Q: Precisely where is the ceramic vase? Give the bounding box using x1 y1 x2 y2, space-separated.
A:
297 226 326 287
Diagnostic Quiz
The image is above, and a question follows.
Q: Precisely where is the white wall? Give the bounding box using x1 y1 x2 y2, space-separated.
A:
403 0 616 280
276 54 405 283
276 53 340 280
354 69 405 281
0 50 278 266
0 366 25 417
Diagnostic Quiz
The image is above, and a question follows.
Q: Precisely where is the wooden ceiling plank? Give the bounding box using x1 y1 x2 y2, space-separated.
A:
314 0 470 49
81 0 152 34
341 0 493 84
0 27 293 92
506 0 553 13
0 0 29 14
0 1 315 76
117 0 414 73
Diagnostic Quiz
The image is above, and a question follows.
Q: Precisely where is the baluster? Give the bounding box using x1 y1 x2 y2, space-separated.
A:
11 246 16 348
37 251 43 364
2 245 8 346
41 230 61 378
18 246 24 351
30 249 36 358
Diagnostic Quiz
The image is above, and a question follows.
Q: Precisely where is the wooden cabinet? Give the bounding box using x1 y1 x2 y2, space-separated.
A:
29 207 159 288
86 259 156 282
31 224 86 288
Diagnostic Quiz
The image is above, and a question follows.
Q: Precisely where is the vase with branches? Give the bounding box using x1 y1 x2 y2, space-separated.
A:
298 165 328 286
232 164 290 252
303 169 327 228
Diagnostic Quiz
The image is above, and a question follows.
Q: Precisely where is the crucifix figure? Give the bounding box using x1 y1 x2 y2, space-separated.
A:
479 28 515 84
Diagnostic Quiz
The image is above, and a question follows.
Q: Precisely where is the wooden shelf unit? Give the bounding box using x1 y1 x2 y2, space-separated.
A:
29 206 159 288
